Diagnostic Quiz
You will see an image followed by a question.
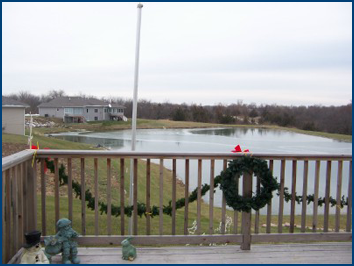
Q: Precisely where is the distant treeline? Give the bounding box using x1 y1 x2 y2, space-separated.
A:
5 90 352 135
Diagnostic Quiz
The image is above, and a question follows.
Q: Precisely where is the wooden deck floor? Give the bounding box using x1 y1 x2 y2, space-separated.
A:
50 242 352 264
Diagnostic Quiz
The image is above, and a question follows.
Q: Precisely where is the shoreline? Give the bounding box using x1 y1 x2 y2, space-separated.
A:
31 118 352 143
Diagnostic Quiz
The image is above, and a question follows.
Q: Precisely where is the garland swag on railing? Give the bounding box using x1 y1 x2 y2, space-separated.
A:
44 157 348 218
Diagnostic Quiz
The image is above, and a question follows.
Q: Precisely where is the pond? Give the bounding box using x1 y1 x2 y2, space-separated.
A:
52 127 352 215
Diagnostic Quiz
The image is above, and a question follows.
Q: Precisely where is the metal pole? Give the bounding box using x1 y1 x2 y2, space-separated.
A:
29 112 33 148
129 2 143 235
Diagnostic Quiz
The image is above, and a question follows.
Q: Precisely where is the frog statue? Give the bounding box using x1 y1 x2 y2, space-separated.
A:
44 218 80 264
121 237 137 261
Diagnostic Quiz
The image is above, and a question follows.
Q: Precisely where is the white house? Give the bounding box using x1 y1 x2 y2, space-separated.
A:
38 96 126 123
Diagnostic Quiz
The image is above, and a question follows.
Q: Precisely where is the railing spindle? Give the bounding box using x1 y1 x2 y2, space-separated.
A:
5 169 11 263
301 160 309 232
107 158 112 235
278 160 286 233
68 158 73 223
146 159 151 235
40 159 47 236
27 160 37 231
11 167 18 256
233 171 239 234
17 164 24 246
221 160 227 234
81 158 86 235
172 159 177 235
94 158 99 236
159 159 164 235
120 159 125 235
335 160 343 232
197 159 202 235
255 175 260 234
241 170 253 250
133 159 138 235
23 161 28 234
313 160 320 232
266 160 274 234
209 159 215 235
324 161 332 232
54 158 60 224
346 161 352 232
2 170 6 264
289 160 297 233
184 159 190 235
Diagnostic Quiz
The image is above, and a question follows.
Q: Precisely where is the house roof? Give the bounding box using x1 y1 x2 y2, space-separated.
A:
2 96 29 107
38 96 125 108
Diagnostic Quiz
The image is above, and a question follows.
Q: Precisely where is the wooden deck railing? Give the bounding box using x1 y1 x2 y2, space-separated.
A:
2 150 352 263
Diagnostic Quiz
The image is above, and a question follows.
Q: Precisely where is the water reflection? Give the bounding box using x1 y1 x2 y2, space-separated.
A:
191 127 295 139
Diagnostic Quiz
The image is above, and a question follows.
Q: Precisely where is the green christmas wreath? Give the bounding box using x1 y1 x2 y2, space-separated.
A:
219 156 279 212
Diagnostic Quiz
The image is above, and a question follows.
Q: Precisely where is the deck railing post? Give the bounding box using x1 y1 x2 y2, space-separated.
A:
26 159 37 232
241 170 253 250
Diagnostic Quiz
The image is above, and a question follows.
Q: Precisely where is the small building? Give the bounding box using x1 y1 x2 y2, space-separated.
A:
2 96 29 135
38 96 126 123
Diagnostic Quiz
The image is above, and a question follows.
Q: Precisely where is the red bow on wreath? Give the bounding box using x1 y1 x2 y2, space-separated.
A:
231 144 250 153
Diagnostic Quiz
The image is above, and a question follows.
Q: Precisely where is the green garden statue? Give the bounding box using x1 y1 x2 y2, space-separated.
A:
121 237 137 261
44 218 80 264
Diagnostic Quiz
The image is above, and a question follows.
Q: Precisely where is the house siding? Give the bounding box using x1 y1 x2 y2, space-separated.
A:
84 107 104 121
2 107 26 135
39 107 65 119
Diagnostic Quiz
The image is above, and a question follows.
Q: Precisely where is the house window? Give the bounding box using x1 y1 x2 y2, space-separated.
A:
57 108 59 111
73 108 83 115
94 109 98 113
87 109 89 113
104 108 107 113
94 116 98 121
64 108 73 114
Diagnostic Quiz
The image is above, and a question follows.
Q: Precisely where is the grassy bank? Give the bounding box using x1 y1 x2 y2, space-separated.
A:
2 133 97 150
31 118 352 143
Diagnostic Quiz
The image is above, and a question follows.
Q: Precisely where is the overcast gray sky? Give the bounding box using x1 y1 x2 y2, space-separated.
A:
2 2 352 106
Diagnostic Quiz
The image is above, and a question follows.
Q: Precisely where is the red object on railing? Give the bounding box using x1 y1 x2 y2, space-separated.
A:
31 145 50 173
231 145 250 153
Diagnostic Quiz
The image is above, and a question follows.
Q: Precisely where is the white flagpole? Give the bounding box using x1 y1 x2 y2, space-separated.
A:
28 112 33 148
129 2 143 235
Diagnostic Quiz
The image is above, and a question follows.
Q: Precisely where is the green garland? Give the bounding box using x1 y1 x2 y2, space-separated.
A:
281 188 347 208
44 159 214 218
43 157 348 218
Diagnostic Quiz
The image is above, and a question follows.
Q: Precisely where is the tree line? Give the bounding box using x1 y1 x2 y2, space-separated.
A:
4 90 352 135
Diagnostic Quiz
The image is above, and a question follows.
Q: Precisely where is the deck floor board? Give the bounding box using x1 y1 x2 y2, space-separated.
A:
49 242 352 264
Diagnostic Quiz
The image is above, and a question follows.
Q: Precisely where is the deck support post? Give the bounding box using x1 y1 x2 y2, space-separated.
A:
241 171 252 250
26 159 37 232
